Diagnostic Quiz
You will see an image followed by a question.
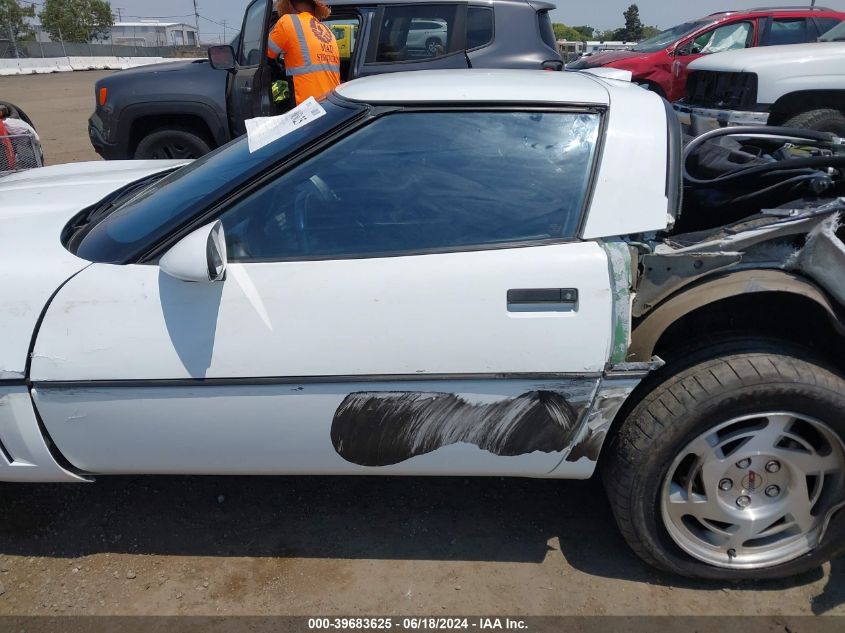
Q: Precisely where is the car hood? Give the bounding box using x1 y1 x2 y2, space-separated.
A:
567 49 642 69
0 160 185 379
689 42 845 72
103 58 208 80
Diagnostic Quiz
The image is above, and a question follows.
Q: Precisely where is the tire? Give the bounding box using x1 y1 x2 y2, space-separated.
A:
425 37 442 55
134 127 212 160
603 340 845 580
781 108 845 136
0 101 35 128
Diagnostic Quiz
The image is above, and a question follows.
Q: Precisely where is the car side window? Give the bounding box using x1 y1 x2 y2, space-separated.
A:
220 111 601 262
324 18 360 80
373 4 459 62
467 7 494 49
240 0 267 66
691 22 753 55
814 17 842 39
765 18 811 46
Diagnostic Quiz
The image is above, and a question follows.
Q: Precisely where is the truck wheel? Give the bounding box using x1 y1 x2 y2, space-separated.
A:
134 128 212 160
781 109 845 136
603 342 845 579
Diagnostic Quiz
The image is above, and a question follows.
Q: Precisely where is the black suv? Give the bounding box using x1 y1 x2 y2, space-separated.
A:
89 0 562 160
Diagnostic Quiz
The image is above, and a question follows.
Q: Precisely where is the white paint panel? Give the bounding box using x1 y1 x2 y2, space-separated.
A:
32 243 613 380
0 386 86 482
0 161 184 378
336 69 610 105
688 42 845 104
33 379 598 476
580 79 670 239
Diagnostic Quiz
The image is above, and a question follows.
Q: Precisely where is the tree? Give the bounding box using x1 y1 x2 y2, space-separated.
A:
641 25 661 40
0 0 36 41
39 0 114 43
597 28 624 42
552 23 586 41
622 3 644 41
572 25 595 40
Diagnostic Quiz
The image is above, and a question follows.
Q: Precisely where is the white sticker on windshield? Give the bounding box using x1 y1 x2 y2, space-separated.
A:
245 97 327 153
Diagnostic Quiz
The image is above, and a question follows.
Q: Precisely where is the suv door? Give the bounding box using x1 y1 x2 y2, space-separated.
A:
32 109 615 477
670 20 755 101
229 0 271 137
358 3 469 77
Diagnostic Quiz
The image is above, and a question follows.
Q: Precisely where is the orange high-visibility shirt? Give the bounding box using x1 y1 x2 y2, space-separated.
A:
267 12 341 105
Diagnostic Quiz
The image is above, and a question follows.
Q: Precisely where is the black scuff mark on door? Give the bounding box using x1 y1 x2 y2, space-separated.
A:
331 391 582 467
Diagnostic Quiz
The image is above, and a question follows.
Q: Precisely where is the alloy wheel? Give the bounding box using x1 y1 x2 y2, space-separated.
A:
661 412 845 569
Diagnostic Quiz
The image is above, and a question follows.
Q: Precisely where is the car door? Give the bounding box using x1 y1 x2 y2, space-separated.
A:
30 108 614 477
670 20 755 101
357 3 469 77
229 0 271 136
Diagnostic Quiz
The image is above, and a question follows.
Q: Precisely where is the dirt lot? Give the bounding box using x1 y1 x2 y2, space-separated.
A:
1 70 109 165
0 70 843 619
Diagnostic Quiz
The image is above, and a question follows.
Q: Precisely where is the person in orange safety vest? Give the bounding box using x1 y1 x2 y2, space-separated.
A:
267 0 341 106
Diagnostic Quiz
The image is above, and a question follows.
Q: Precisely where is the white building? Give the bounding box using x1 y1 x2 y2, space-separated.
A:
558 40 638 61
103 21 199 47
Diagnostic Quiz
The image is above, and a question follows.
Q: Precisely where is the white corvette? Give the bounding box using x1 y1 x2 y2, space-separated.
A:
2 70 845 580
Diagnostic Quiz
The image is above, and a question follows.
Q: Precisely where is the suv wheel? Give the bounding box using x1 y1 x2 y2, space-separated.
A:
426 37 443 55
134 127 212 160
603 341 845 579
782 109 845 136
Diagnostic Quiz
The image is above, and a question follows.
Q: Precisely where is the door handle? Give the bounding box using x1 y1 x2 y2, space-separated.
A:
507 289 578 304
507 288 579 313
241 83 253 94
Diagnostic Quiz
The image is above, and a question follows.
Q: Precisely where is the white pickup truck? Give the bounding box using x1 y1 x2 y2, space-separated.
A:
2 70 845 581
675 26 845 136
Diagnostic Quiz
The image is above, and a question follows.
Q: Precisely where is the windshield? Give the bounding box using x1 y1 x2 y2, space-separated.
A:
632 20 710 52
74 98 367 264
820 21 845 41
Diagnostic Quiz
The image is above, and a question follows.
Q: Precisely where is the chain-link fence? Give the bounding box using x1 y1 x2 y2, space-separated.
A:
0 132 43 175
0 39 205 59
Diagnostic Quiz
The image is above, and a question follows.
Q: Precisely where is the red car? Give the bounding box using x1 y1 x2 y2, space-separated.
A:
566 7 845 102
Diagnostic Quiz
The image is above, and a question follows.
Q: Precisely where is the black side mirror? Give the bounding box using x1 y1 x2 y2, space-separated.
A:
209 45 237 71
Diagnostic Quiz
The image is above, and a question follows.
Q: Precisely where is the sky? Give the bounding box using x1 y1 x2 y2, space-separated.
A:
98 0 845 41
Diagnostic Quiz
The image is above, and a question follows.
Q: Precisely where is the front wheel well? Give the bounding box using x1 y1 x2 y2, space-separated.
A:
600 291 845 467
129 114 215 156
649 292 845 370
768 91 845 126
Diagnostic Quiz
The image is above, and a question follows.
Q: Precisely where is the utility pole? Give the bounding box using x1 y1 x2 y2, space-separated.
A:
114 7 124 22
222 19 227 43
192 0 201 46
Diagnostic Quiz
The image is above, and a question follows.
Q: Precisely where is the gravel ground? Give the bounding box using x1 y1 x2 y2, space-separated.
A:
0 70 843 619
1 70 108 165
0 475 842 616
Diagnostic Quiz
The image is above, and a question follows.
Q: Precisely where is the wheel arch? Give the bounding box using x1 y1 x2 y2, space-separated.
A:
122 102 228 156
628 269 845 367
768 90 845 126
597 270 845 466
